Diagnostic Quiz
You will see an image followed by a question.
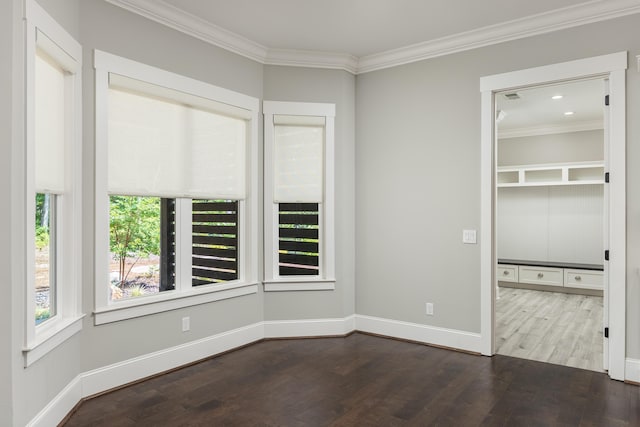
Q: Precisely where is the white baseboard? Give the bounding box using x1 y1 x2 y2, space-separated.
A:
26 375 82 427
81 322 264 398
264 315 355 338
29 314 481 426
625 358 640 383
355 314 482 354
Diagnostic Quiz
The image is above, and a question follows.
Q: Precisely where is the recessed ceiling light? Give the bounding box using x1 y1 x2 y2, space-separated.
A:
552 95 563 100
564 111 574 116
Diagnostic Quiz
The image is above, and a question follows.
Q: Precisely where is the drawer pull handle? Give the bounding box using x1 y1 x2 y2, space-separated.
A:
503 270 509 275
575 275 582 281
537 273 544 278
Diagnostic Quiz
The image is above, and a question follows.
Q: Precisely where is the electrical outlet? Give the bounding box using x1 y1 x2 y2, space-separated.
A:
426 303 434 316
182 316 190 332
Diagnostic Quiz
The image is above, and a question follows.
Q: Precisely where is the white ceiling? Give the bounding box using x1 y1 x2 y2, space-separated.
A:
108 0 640 73
497 79 604 138
161 0 590 57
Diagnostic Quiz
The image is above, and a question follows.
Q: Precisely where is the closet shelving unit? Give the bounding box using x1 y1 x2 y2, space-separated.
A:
497 161 604 187
496 160 605 293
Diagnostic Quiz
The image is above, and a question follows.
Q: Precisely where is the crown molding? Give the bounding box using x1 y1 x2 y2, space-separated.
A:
265 49 359 74
358 0 640 73
105 0 358 73
105 0 269 63
107 0 640 75
498 120 604 139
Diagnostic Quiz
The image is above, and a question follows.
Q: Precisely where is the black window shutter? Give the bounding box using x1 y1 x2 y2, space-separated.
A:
192 200 239 285
279 203 320 276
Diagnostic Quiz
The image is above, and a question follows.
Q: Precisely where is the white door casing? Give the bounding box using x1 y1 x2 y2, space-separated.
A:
480 52 627 381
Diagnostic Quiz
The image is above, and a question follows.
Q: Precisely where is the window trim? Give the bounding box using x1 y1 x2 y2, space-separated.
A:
23 0 84 367
263 101 336 291
93 50 259 323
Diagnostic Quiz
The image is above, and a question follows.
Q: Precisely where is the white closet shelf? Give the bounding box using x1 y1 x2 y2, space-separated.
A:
497 161 604 187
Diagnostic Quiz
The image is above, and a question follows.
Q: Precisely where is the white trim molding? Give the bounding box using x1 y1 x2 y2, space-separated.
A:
480 51 627 380
27 314 491 425
625 358 640 384
266 49 358 74
81 323 264 398
263 280 336 292
498 120 604 139
106 0 640 74
23 315 84 367
358 0 640 73
264 316 355 338
93 284 259 325
105 0 268 63
26 376 82 427
355 315 482 354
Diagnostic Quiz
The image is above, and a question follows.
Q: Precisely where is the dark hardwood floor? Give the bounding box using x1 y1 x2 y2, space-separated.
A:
63 333 640 426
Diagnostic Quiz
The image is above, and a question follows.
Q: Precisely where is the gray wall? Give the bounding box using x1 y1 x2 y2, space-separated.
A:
1 1 17 424
36 0 79 39
498 130 604 166
263 66 357 320
356 14 640 352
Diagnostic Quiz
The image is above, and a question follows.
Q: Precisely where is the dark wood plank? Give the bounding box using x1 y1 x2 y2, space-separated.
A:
62 333 640 427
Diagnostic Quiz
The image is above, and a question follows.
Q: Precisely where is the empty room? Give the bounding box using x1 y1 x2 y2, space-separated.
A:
2 0 640 426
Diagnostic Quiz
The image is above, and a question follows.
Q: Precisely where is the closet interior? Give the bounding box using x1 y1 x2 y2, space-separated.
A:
494 79 606 372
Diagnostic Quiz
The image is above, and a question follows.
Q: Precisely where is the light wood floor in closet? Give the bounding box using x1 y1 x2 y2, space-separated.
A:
495 287 604 373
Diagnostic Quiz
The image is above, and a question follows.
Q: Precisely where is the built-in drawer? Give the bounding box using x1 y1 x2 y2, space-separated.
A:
564 269 603 290
518 265 563 286
497 264 518 282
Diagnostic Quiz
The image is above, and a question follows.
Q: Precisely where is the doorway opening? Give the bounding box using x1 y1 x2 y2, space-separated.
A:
479 52 627 380
494 78 606 372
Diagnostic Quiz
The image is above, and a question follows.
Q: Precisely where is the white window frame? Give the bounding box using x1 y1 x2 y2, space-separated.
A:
23 0 84 367
93 50 259 324
263 101 336 291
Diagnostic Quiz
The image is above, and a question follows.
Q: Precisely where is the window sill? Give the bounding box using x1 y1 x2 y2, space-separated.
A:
23 314 85 367
94 282 259 325
263 279 336 292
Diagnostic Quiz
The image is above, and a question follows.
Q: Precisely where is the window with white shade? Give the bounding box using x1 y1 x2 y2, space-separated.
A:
263 101 336 291
94 51 259 324
24 0 84 367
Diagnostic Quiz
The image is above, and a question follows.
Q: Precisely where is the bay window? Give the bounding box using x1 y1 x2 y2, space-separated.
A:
94 51 258 324
263 102 336 291
24 0 84 366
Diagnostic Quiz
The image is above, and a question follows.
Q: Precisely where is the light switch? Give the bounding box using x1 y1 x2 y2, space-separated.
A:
463 229 477 244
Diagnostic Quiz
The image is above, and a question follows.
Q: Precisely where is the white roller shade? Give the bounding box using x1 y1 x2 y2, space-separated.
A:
273 115 324 203
108 78 247 199
35 50 66 194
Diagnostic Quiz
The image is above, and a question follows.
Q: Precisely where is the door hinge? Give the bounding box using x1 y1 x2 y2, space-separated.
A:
605 250 610 261
604 327 609 338
605 172 609 183
605 95 610 106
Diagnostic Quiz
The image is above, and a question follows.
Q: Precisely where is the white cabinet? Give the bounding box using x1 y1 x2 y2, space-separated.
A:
518 265 564 287
497 261 603 292
497 264 518 282
564 269 603 290
497 162 604 187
